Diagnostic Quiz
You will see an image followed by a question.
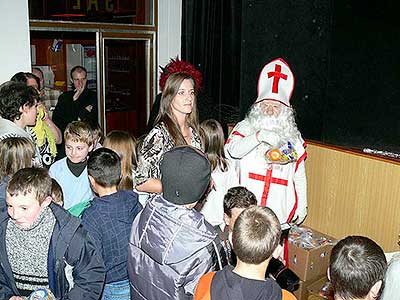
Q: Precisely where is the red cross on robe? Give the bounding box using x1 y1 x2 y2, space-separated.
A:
249 169 293 266
267 64 288 93
248 169 288 206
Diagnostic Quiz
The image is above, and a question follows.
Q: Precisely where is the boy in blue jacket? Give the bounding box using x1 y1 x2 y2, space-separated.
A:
82 147 142 300
0 167 105 300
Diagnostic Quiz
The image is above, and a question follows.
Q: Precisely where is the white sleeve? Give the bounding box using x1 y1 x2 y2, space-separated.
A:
225 121 261 159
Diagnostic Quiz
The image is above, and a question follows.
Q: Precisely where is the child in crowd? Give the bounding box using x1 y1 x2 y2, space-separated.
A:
82 148 142 300
220 186 258 264
10 72 62 168
219 187 299 292
199 119 239 227
49 121 94 211
50 178 64 206
86 119 103 150
128 146 226 300
195 206 295 300
0 81 43 167
103 130 137 190
0 137 35 212
328 236 387 300
0 167 105 299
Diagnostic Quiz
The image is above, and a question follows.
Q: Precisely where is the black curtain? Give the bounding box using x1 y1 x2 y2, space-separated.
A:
182 1 332 142
182 1 400 152
182 0 242 128
182 1 331 141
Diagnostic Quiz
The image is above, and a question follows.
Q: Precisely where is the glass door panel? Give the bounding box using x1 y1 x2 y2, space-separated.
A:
102 36 153 137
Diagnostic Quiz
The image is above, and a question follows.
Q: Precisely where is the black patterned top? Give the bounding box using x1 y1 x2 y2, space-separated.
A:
135 122 202 186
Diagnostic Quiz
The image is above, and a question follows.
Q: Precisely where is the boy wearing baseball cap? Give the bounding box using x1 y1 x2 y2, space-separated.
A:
128 146 226 300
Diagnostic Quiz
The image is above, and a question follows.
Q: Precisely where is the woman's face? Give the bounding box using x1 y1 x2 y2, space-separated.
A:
171 79 195 117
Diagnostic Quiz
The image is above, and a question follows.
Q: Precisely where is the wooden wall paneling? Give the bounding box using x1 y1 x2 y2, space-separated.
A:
303 143 400 252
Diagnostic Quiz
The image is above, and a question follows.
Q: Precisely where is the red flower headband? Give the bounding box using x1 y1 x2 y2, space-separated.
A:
159 56 203 91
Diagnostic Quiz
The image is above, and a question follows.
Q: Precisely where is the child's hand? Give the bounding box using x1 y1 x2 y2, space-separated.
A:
9 296 25 300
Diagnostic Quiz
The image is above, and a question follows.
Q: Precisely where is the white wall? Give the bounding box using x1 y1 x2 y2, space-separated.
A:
157 0 182 92
0 0 181 89
0 0 31 83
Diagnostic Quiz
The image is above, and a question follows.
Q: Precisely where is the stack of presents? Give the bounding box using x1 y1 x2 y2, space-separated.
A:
287 226 337 300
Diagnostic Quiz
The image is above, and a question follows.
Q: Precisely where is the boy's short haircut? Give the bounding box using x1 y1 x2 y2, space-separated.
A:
232 206 281 265
51 178 64 206
87 148 121 188
223 186 257 216
7 167 52 205
64 121 93 146
329 236 387 300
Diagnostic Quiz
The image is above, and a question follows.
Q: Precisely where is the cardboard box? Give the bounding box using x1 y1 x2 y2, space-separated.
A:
288 226 337 282
307 276 334 300
293 280 309 300
292 275 325 300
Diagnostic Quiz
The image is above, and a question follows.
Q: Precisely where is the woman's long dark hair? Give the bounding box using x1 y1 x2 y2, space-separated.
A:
155 72 199 146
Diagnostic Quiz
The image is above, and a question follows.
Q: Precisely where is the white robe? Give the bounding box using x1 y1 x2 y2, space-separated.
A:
225 119 307 224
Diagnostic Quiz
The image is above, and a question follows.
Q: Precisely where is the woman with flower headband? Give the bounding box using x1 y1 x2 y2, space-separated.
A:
135 70 203 194
147 57 203 131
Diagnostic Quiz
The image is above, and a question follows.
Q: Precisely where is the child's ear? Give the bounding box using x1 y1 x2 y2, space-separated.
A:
369 280 383 299
88 175 96 190
41 196 52 208
19 104 29 114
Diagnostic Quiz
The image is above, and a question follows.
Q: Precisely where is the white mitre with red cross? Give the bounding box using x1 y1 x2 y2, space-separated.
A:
255 58 295 107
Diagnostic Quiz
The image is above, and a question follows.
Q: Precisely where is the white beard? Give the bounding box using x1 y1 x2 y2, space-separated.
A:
246 103 301 143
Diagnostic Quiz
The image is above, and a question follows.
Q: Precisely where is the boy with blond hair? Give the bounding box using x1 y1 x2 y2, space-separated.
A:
0 167 105 299
195 206 295 300
49 121 94 210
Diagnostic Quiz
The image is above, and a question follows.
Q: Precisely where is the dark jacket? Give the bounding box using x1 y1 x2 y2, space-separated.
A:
53 89 98 134
210 265 282 300
81 190 142 284
0 202 105 300
52 88 98 159
128 195 226 300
